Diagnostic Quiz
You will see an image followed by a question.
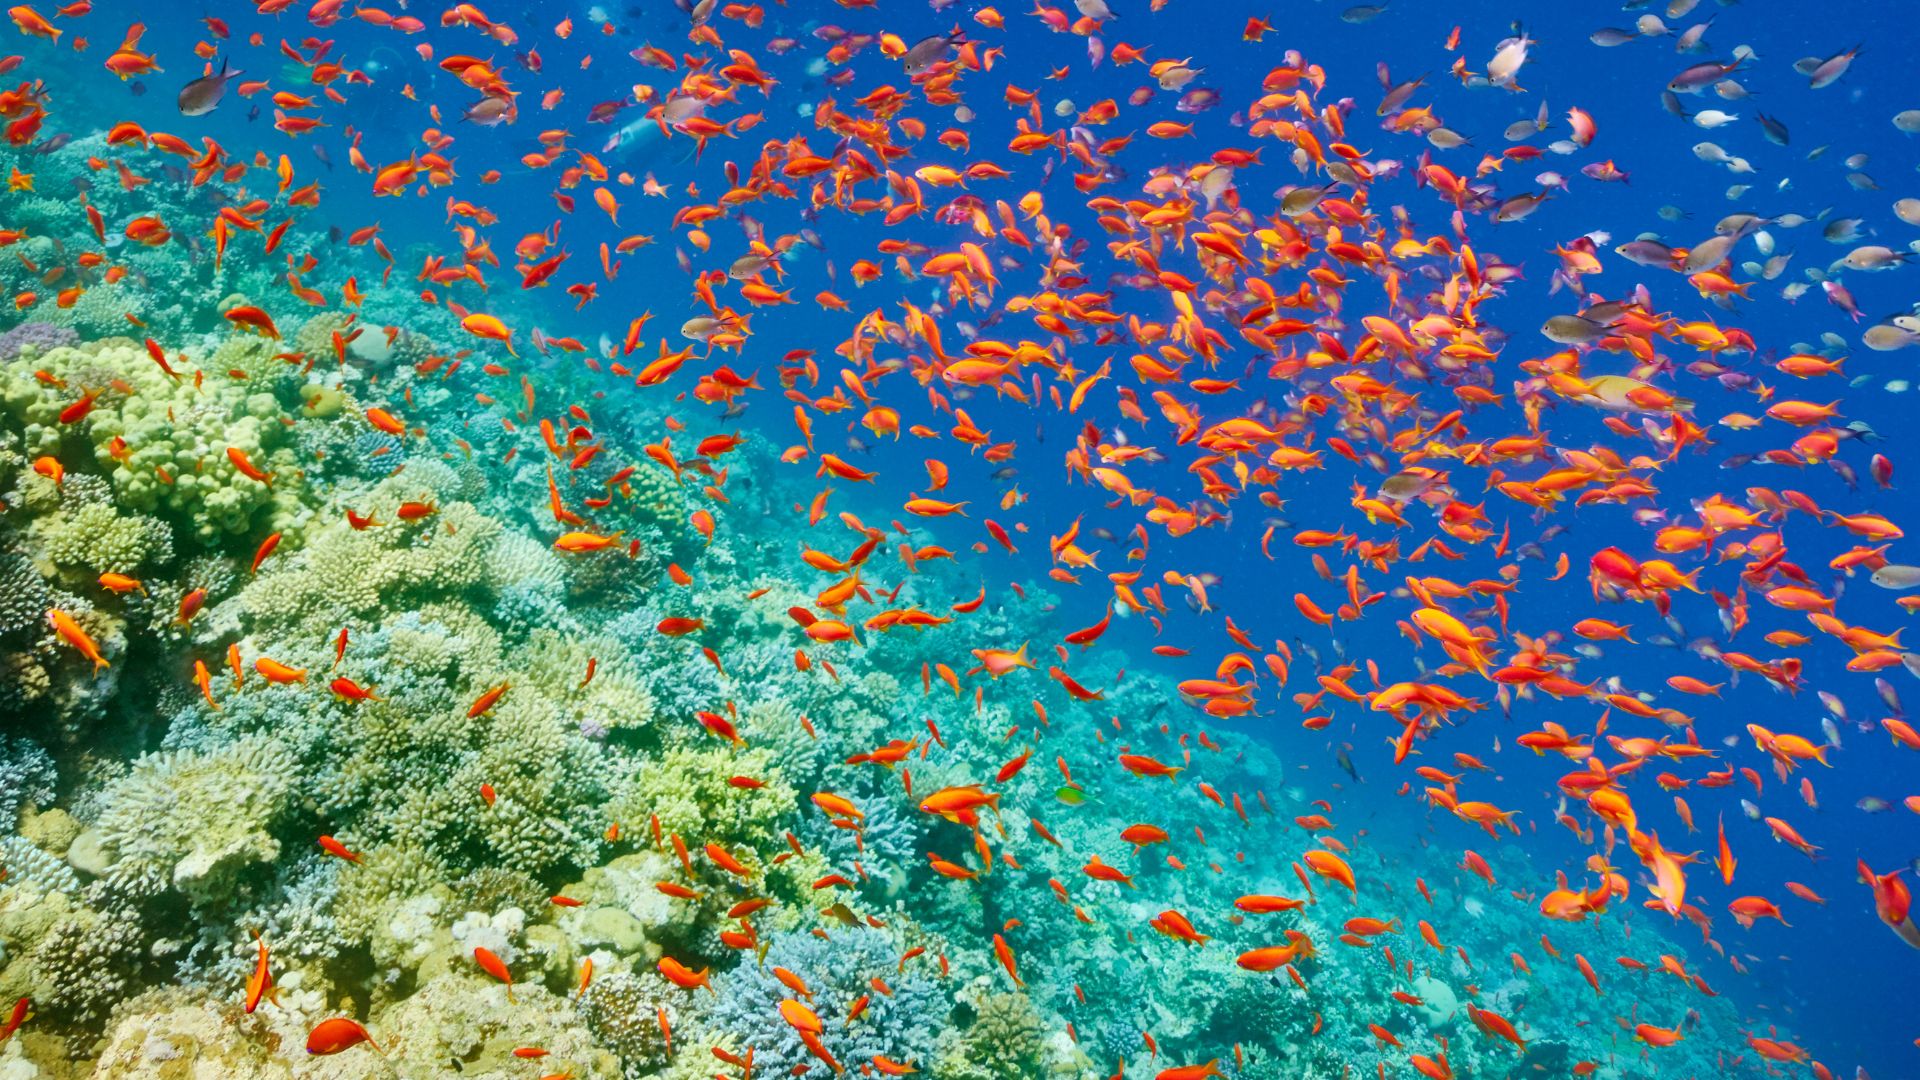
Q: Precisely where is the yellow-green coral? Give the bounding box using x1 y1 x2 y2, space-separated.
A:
29 499 172 577
0 339 311 541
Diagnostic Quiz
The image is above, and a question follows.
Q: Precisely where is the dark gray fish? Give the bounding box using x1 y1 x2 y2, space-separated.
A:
178 59 240 117
1683 233 1737 272
1754 113 1788 145
1804 45 1861 89
1580 300 1633 325
1541 314 1603 343
1377 75 1425 115
903 30 964 76
1822 217 1866 243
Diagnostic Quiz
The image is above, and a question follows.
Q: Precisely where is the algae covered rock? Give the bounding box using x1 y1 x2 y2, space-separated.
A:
362 972 620 1079
91 990 290 1080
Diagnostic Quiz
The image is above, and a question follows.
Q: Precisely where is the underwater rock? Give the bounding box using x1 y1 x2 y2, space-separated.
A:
91 990 290 1080
1411 973 1460 1029
572 906 649 956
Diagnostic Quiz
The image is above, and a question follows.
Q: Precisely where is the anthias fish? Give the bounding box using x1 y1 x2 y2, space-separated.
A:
0 2 1913 1078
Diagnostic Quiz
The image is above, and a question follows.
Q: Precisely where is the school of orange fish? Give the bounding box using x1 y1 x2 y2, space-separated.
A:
3 0 1918 1075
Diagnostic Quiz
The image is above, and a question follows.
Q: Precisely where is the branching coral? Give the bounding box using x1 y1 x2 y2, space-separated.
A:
0 896 148 1029
31 498 174 577
701 927 949 1078
0 320 77 362
0 732 55 823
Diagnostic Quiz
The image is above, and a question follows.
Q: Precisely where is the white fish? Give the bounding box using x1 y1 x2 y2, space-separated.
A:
1487 35 1532 89
1870 565 1920 590
1692 110 1739 129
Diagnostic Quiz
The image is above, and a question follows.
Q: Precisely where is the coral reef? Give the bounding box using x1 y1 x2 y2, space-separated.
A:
0 139 1762 1080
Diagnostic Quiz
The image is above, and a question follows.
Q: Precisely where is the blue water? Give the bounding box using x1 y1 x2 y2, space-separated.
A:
5 0 1919 1075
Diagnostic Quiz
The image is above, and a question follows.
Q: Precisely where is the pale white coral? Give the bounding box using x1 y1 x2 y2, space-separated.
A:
91 736 298 904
